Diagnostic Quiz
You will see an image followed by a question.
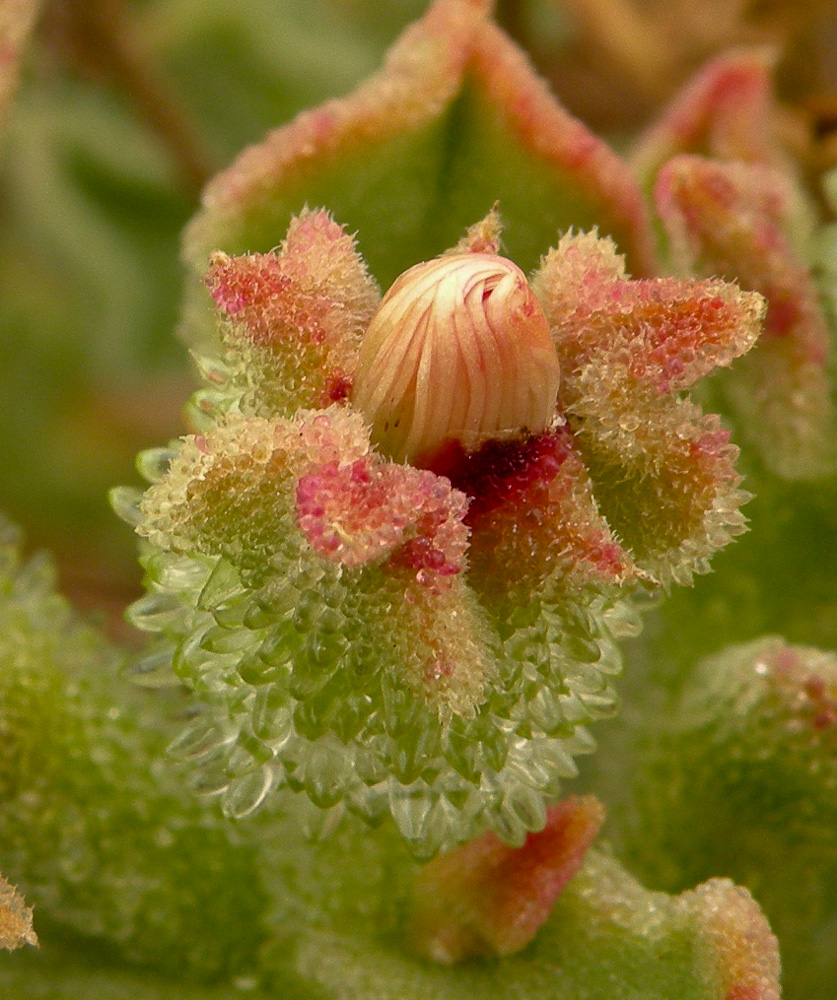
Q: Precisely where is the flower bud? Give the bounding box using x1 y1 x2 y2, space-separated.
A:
352 253 560 465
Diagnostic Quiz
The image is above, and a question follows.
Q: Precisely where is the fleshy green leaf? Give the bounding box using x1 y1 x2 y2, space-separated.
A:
183 0 657 343
611 637 837 1000
629 48 836 479
0 521 268 979
631 48 787 188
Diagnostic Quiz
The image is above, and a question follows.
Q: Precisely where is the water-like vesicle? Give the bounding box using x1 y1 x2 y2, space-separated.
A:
443 723 480 782
503 782 548 837
605 600 643 638
562 633 603 664
197 558 245 611
211 598 252 630
381 673 422 738
237 652 283 686
191 352 231 386
168 718 237 763
136 447 179 484
390 726 440 785
261 578 300 618
191 758 232 798
558 691 590 725
330 693 371 744
163 558 213 594
299 798 346 842
258 625 304 667
126 646 180 688
199 623 254 655
242 601 278 631
390 782 433 844
251 688 293 745
353 743 389 786
173 629 240 686
345 780 390 826
288 647 337 701
477 718 510 773
527 686 567 736
108 486 144 527
578 689 620 718
187 388 229 429
222 765 274 819
302 739 354 808
537 740 581 779
306 630 349 669
128 591 186 632
225 743 267 780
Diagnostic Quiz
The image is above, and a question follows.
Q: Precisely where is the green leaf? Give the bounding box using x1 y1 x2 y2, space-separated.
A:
183 0 656 340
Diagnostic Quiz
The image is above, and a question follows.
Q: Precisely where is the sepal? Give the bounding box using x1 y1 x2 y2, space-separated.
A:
203 208 379 417
533 230 763 584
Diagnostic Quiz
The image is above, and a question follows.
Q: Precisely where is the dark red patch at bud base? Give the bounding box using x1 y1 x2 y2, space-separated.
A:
423 425 630 594
423 428 571 522
322 371 353 404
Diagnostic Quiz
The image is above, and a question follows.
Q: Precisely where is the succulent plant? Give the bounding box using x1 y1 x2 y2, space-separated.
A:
0 1 835 999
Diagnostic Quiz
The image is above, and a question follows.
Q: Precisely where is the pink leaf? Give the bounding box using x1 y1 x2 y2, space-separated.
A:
204 209 379 414
406 795 605 963
631 48 787 185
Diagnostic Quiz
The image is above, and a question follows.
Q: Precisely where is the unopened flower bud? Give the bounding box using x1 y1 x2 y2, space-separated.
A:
352 253 560 465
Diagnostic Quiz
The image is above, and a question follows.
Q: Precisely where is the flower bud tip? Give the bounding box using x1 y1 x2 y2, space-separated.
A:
353 252 560 465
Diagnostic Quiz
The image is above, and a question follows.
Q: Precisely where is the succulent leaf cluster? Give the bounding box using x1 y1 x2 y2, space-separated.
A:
1 0 836 998
112 193 765 856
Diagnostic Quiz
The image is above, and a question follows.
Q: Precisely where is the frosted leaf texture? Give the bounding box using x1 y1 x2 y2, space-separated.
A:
622 636 837 998
203 208 380 419
631 47 835 480
126 210 762 855
0 520 267 978
534 230 764 585
656 156 834 478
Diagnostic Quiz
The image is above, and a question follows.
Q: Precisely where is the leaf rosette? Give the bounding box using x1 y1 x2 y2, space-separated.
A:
114 203 763 856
